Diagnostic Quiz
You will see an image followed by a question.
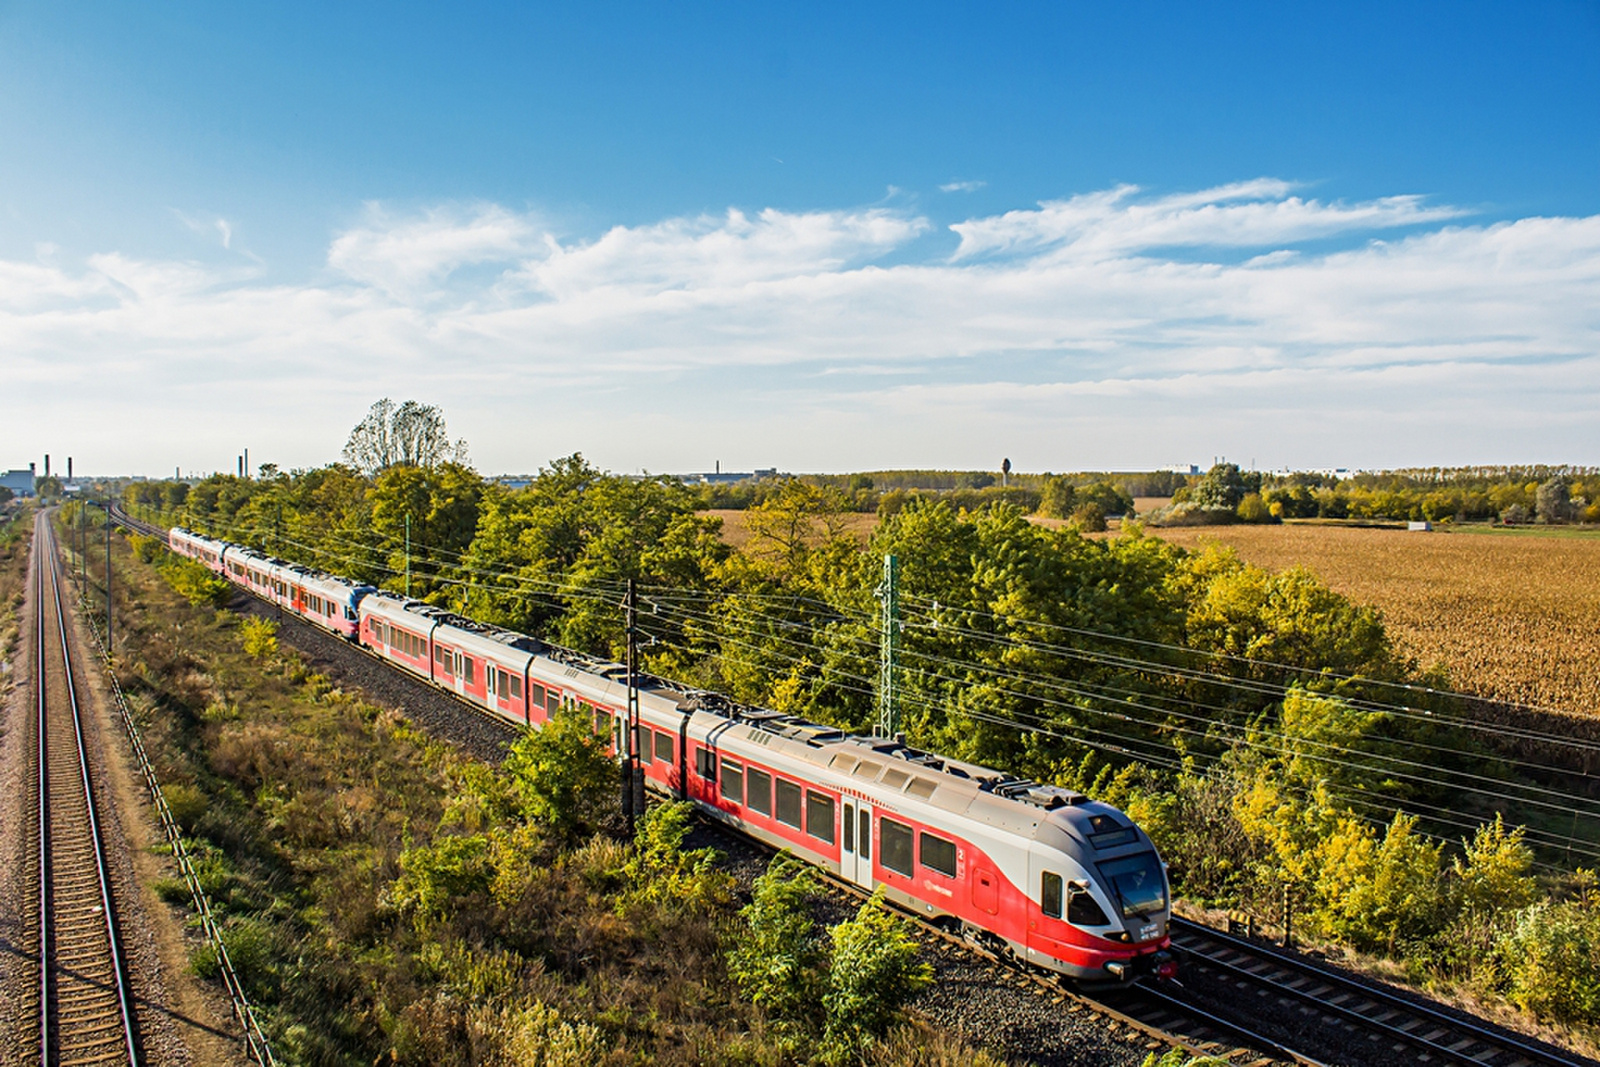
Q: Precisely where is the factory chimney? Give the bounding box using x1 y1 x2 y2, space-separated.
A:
68 457 73 480
44 455 50 478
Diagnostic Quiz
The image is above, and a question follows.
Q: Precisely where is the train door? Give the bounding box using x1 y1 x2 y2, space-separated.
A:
841 801 875 889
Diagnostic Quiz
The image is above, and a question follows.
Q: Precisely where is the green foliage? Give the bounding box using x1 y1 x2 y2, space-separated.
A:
1191 462 1254 510
1140 1052 1230 1067
238 616 278 658
501 705 618 845
1497 902 1600 1024
1037 476 1076 519
619 801 732 913
820 890 934 1063
1454 815 1538 917
158 554 232 606
1325 813 1448 953
727 855 825 1033
1069 501 1107 532
394 833 493 918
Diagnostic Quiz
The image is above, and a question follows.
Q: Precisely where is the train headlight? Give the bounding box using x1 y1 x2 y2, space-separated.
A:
1103 960 1129 980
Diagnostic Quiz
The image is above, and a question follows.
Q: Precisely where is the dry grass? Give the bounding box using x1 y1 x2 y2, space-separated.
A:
1145 523 1600 716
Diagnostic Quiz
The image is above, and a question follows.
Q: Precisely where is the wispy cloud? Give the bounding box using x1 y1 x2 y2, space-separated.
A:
940 180 987 193
3 182 1596 472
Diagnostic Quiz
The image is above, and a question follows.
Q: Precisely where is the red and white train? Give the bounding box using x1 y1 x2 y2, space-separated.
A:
169 526 1176 984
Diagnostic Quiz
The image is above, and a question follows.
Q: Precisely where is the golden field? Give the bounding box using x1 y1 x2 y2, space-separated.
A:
1144 523 1600 716
705 506 1600 716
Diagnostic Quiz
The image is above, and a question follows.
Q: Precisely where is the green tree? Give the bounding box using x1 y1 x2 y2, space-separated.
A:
1191 463 1248 510
1037 476 1077 519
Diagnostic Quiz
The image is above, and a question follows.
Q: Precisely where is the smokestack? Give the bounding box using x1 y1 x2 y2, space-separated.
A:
29 462 36 474
244 447 249 479
68 457 73 480
238 455 243 477
44 455 50 478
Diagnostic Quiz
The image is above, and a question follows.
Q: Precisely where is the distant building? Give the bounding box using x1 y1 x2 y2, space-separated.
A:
1 463 37 498
680 467 778 485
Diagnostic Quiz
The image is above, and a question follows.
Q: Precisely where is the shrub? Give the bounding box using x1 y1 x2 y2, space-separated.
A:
1069 502 1107 532
1498 902 1600 1024
501 706 617 845
163 781 209 831
239 616 278 658
820 890 933 1063
727 854 825 1033
159 556 232 606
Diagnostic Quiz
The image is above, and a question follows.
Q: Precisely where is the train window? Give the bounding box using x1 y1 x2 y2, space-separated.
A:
654 730 674 763
463 657 475 684
1068 889 1109 927
1042 872 1063 919
510 676 522 699
547 690 560 714
881 818 914 877
747 769 772 816
720 759 744 804
529 682 546 709
775 779 802 828
920 833 957 878
437 647 452 675
843 803 855 853
858 809 870 860
805 791 835 845
499 671 511 700
696 747 716 780
637 727 652 765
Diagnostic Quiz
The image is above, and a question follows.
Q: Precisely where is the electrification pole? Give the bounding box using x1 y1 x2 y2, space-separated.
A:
404 513 412 598
876 553 899 739
624 578 638 834
104 498 112 655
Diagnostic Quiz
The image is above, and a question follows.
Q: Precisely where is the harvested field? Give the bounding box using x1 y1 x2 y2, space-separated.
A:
1145 523 1600 716
700 508 877 550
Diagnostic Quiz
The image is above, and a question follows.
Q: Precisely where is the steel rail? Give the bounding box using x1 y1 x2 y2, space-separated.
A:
36 523 52 1064
1171 917 1590 1067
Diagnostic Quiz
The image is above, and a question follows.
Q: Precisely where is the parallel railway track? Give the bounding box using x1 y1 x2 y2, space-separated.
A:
1167 918 1591 1067
31 512 141 1065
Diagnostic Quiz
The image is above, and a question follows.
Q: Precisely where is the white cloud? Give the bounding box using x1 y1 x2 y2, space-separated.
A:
940 180 987 193
2 182 1596 474
327 203 540 297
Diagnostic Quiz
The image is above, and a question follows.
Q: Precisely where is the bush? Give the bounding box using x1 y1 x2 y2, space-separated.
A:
727 854 825 1034
501 706 617 845
239 616 278 658
159 556 232 606
821 890 933 1063
1498 902 1600 1024
1069 502 1107 532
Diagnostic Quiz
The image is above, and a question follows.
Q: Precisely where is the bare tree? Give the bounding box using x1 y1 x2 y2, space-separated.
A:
344 398 469 475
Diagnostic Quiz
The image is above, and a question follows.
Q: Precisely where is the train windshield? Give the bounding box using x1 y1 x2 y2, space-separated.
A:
1097 852 1167 919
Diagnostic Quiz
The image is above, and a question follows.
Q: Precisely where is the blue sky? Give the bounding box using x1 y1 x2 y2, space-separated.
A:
3 1 1598 476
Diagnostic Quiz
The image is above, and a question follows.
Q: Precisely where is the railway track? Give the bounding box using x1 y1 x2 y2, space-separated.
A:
1167 918 1593 1067
29 512 142 1064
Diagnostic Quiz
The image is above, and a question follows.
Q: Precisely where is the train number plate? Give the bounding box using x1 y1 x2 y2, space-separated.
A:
1138 923 1160 942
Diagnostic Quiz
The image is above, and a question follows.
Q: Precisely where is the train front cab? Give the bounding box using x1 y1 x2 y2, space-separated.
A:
1025 829 1176 986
